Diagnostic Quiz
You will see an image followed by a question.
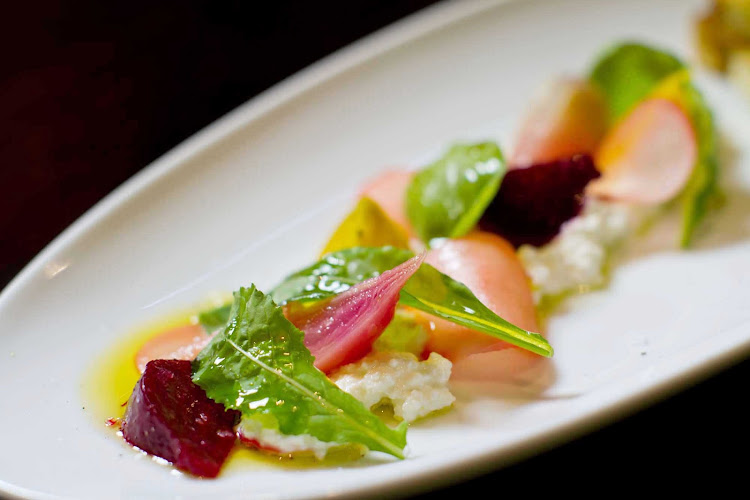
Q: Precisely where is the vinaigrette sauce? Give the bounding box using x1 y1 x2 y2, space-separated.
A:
83 305 366 471
84 310 197 424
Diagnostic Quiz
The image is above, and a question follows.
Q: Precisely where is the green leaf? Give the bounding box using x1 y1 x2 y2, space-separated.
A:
192 285 408 459
589 41 685 121
197 304 231 333
650 70 721 247
679 90 720 248
589 42 721 246
271 247 553 357
405 142 506 244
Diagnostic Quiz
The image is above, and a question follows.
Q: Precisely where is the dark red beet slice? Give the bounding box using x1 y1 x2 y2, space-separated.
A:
121 359 239 478
479 154 600 247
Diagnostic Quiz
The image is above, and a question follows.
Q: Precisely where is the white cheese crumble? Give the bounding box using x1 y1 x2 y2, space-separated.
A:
329 351 455 422
237 417 339 460
236 353 454 457
518 199 649 303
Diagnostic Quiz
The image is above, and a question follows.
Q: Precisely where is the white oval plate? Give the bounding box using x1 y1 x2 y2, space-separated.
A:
2 0 750 498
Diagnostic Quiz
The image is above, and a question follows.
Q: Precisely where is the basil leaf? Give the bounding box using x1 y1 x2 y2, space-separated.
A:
652 71 720 247
590 43 720 246
590 42 685 121
271 247 553 357
680 87 719 247
192 285 408 459
406 142 506 244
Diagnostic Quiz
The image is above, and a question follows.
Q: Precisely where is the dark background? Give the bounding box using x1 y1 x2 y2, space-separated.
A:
2 0 748 496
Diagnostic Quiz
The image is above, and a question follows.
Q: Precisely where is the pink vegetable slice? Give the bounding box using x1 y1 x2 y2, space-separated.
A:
134 324 216 373
359 170 415 235
121 359 239 478
479 154 600 247
286 253 425 373
586 97 697 204
510 78 608 168
421 232 544 382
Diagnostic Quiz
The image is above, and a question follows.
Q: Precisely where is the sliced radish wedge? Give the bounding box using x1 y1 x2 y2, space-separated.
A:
587 97 697 204
286 254 424 374
510 78 608 168
421 231 544 382
134 323 216 373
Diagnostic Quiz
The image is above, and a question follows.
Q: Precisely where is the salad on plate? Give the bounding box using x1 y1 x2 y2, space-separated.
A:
96 40 721 478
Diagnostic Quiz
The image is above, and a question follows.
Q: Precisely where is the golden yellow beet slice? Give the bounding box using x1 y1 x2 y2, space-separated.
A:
320 197 410 256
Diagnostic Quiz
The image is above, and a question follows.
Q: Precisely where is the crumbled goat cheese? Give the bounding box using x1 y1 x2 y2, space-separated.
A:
518 199 647 303
329 351 455 422
237 417 339 460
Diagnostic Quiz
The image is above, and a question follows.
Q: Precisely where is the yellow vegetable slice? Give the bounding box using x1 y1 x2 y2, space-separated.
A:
320 197 410 256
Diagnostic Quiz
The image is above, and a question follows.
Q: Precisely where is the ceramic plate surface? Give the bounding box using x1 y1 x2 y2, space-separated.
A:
2 0 750 498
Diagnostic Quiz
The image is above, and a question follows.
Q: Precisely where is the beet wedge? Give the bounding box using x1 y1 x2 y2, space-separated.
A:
121 359 239 478
422 231 542 382
479 154 601 248
285 253 425 373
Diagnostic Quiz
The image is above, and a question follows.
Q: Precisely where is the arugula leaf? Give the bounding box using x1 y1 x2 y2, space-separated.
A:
406 142 506 245
589 42 685 121
650 70 720 247
192 285 408 459
271 246 553 357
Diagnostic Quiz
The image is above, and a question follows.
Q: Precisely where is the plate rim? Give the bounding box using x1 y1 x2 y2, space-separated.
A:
0 0 500 307
2 0 748 498
0 1 512 498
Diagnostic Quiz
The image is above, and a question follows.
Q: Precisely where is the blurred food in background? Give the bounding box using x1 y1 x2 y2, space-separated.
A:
695 0 750 99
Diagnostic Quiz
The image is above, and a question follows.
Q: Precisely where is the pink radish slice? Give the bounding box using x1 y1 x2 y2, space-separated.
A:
359 170 415 235
510 78 608 168
286 254 425 374
134 323 216 373
422 231 543 382
135 253 419 375
587 98 697 204
450 346 546 383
